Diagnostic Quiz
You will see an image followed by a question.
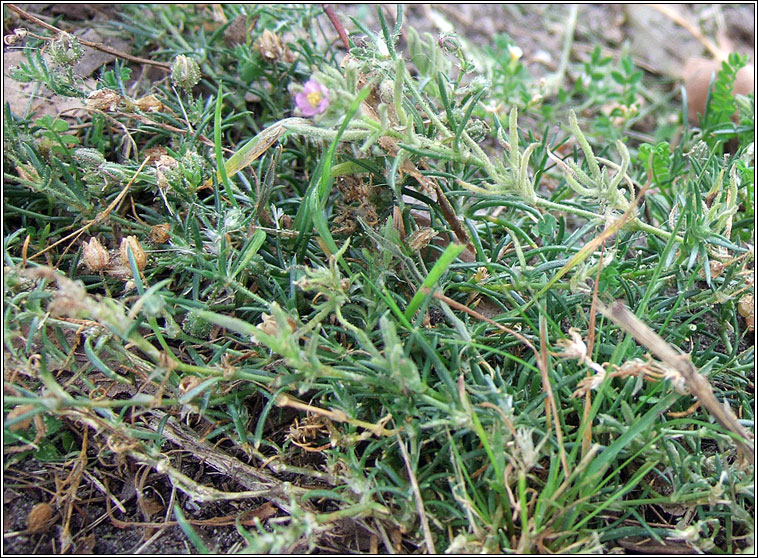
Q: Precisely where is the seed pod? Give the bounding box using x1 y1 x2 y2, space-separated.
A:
86 89 122 112
120 236 147 271
27 502 54 533
150 223 171 244
171 55 201 91
738 293 754 331
74 148 106 168
82 238 110 272
134 94 164 113
254 29 293 63
407 227 438 252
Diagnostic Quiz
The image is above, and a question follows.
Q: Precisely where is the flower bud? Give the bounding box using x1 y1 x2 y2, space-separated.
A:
171 55 202 91
183 309 215 338
120 236 147 271
464 118 490 143
82 238 110 272
74 148 105 168
438 32 461 54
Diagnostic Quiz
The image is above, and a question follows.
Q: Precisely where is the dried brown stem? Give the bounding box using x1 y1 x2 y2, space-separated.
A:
599 300 754 463
6 4 172 71
322 4 350 50
396 432 436 555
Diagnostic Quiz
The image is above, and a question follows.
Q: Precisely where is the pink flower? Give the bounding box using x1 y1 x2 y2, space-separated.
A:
294 79 329 116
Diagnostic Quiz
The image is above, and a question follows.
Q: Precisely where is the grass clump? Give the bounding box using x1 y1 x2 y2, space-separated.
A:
3 4 754 554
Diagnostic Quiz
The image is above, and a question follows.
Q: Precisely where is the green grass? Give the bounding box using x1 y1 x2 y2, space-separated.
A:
3 4 754 554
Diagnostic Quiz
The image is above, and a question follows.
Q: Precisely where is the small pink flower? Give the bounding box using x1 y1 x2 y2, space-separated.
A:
295 79 329 116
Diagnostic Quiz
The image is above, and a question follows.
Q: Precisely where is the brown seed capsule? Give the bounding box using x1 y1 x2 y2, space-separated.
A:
27 502 54 533
407 227 438 252
150 223 171 244
120 236 147 271
82 238 110 272
254 29 294 63
86 89 122 112
5 404 36 432
737 293 754 331
134 94 164 113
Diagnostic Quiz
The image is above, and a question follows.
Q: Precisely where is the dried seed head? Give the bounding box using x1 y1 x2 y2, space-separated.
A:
406 227 438 252
86 89 122 112
254 29 293 63
256 312 278 337
4 28 27 46
27 502 54 533
82 238 110 272
738 293 754 331
473 266 489 283
154 154 180 190
171 54 201 91
5 404 36 432
700 260 724 280
254 307 296 342
120 236 147 271
134 94 164 113
144 146 168 163
554 327 588 361
150 223 171 244
178 375 204 395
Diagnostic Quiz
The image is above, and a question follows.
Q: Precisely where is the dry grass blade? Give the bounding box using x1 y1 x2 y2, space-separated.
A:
395 432 436 554
599 300 754 463
28 157 151 262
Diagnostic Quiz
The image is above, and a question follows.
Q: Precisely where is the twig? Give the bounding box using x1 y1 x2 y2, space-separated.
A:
277 393 398 437
395 432 436 554
524 185 649 314
599 300 754 463
539 318 569 477
582 242 606 456
6 4 172 71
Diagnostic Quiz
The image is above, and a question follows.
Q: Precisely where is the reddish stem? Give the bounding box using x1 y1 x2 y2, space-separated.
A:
322 4 350 51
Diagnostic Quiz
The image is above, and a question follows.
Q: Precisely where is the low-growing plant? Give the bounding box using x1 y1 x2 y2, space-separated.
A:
3 4 753 554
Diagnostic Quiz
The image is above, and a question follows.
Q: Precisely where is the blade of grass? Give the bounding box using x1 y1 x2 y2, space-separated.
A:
404 242 465 321
173 504 211 554
214 84 237 208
